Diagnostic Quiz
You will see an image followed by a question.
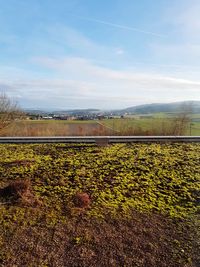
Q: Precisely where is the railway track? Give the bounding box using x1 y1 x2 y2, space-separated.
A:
0 136 199 144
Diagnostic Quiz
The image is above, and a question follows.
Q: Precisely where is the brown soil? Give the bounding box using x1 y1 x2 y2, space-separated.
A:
0 211 199 267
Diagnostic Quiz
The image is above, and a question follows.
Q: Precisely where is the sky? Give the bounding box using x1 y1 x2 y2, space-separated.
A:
0 0 200 110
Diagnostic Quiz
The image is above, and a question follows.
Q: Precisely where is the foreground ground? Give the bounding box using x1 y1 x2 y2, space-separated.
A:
0 143 199 266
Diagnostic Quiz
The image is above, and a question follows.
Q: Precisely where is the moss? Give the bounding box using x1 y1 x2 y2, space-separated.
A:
0 143 199 221
0 142 199 266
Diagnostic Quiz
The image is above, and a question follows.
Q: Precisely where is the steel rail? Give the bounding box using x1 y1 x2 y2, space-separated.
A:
0 136 199 144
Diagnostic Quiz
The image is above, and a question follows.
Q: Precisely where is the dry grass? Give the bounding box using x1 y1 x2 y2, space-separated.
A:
0 114 191 137
0 121 111 136
0 180 40 206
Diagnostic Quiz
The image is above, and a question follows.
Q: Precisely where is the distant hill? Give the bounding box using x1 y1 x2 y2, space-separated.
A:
122 101 200 114
24 101 200 116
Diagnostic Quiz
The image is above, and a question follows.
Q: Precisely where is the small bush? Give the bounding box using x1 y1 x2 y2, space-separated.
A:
0 180 30 199
74 192 91 208
0 180 40 206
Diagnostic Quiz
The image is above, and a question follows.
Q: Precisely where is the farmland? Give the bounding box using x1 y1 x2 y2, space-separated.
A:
0 143 199 266
101 117 200 136
1 115 200 136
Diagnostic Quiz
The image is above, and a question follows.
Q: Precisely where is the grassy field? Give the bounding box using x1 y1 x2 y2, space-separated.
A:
0 113 200 136
0 120 110 136
0 143 199 266
101 118 200 136
190 122 200 135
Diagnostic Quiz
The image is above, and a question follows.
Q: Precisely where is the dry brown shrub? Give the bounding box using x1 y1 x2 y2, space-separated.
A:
74 192 91 208
1 180 30 198
0 180 41 206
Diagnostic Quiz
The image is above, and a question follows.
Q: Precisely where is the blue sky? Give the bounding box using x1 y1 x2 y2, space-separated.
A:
0 0 200 109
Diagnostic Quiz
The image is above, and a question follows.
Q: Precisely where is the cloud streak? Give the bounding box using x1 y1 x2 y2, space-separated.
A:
75 15 166 37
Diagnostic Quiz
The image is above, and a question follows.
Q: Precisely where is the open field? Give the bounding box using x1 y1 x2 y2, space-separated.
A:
101 118 200 136
0 118 200 137
190 122 200 136
0 120 111 137
0 143 199 266
1 112 200 137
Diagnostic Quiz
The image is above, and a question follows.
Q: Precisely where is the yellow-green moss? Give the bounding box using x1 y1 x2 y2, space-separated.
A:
0 143 199 225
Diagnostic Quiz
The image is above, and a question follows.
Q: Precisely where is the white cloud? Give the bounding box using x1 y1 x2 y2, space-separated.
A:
45 25 113 60
150 1 200 69
1 56 200 109
151 43 200 65
115 48 125 55
173 0 200 36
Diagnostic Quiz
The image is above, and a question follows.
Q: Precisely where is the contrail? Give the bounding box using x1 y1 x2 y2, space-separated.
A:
75 15 166 37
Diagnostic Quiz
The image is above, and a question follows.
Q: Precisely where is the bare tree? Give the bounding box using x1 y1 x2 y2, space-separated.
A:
171 103 192 135
0 93 23 131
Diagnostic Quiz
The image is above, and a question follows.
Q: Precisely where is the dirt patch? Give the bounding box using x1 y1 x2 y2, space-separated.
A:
0 180 40 206
0 211 198 267
73 192 91 208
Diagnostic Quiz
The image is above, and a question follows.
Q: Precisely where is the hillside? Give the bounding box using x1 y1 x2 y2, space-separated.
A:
123 101 200 114
24 101 200 116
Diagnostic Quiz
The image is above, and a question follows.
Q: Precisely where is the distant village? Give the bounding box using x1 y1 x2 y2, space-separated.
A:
26 113 109 121
25 111 153 121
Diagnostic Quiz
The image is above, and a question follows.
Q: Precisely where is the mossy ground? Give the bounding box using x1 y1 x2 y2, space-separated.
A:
0 143 199 266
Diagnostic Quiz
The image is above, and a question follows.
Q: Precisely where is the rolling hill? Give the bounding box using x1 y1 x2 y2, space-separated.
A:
122 101 200 114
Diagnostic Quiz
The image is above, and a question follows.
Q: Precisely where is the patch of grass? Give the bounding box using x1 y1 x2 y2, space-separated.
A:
188 122 200 136
102 117 194 135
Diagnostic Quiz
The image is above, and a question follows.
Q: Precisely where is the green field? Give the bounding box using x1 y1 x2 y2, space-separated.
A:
0 143 199 266
101 117 200 136
190 122 200 135
1 112 200 136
